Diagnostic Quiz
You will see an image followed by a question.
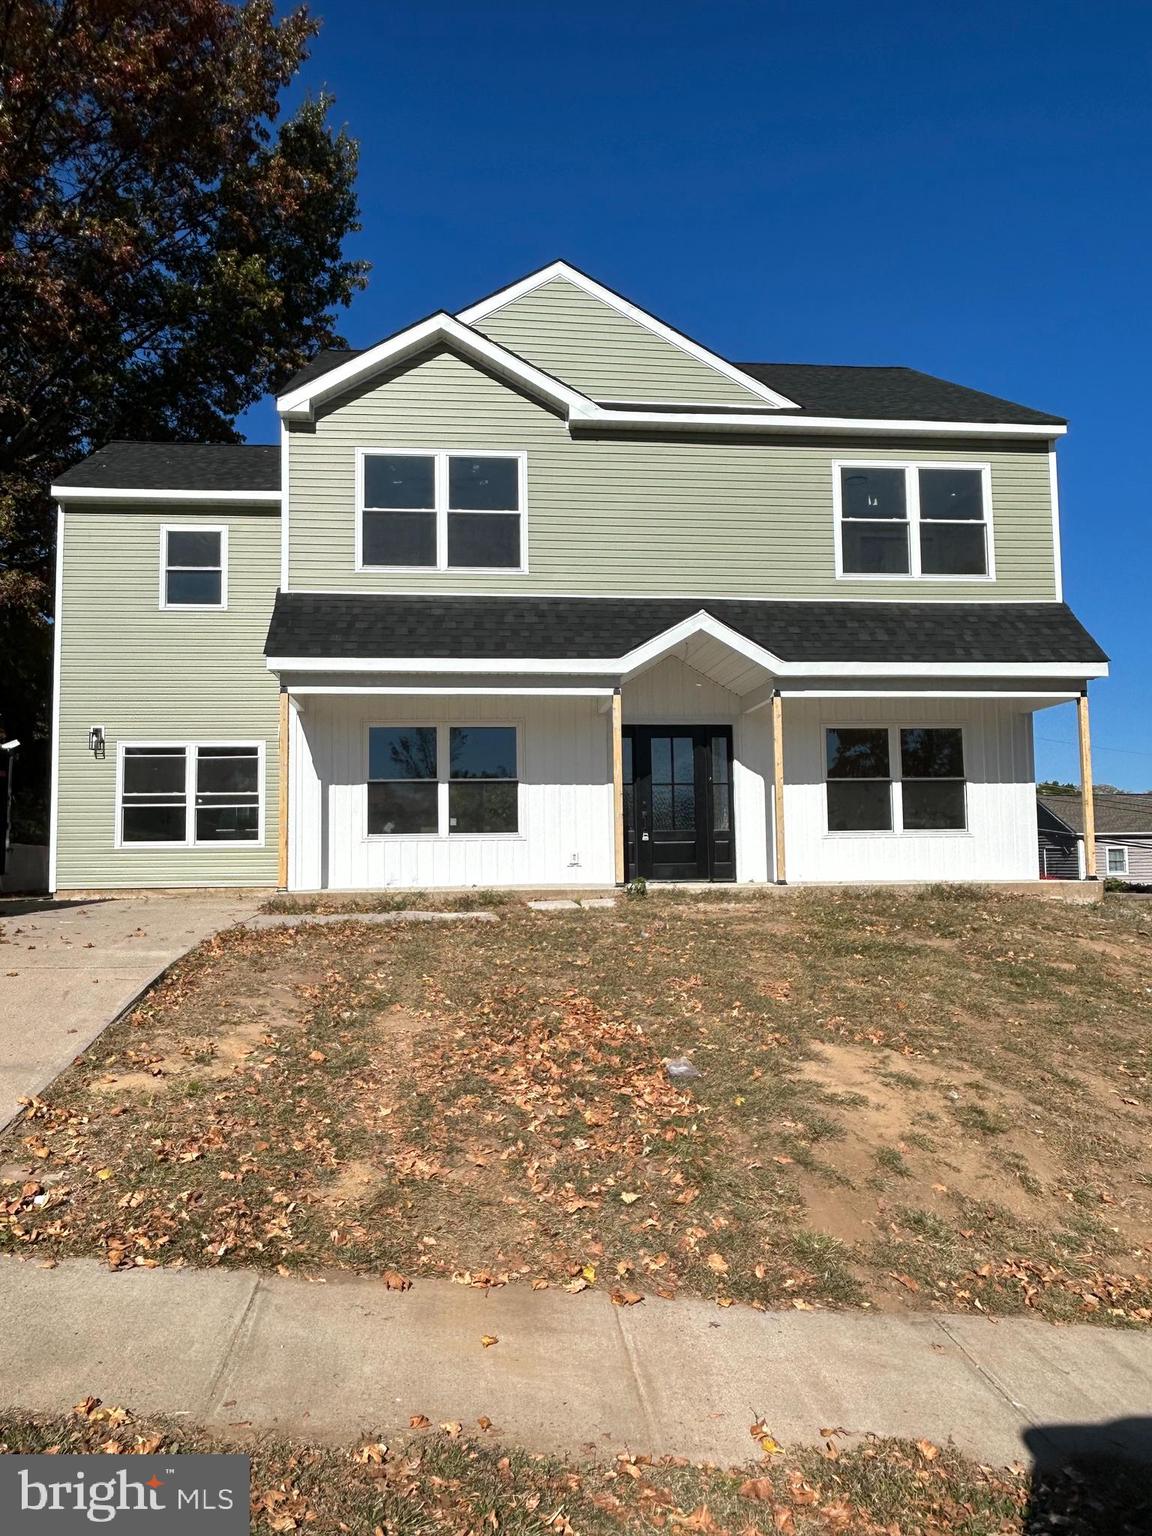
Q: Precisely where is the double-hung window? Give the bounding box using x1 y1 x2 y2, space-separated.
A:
359 451 524 571
119 743 261 846
366 724 519 837
1105 846 1129 877
836 464 992 579
826 726 967 833
161 526 227 607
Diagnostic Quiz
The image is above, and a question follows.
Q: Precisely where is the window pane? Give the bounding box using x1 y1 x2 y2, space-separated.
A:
363 454 434 509
1108 848 1127 874
448 456 519 510
841 520 910 574
622 735 633 785
673 785 696 827
196 805 259 841
900 728 964 779
902 780 967 831
650 737 671 781
919 468 984 521
714 789 731 833
166 569 222 605
827 780 892 832
449 780 518 834
652 785 672 830
367 781 439 835
197 749 258 795
123 749 186 795
450 726 516 780
362 509 437 566
446 512 520 569
841 467 906 520
711 733 730 785
166 531 221 567
826 728 890 780
672 736 694 781
920 522 987 576
122 804 186 843
369 727 437 781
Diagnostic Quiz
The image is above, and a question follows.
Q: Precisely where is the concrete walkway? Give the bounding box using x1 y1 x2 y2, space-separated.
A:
0 894 259 1130
2 1256 1150 1467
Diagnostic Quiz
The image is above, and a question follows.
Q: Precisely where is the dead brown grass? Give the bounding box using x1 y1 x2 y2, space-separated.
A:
3 889 1152 1325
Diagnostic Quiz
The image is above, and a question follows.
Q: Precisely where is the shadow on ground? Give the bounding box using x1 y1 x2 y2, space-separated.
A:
0 897 110 918
1024 1419 1152 1534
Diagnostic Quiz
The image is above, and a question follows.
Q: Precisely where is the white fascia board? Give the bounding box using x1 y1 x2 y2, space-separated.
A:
287 684 614 697
276 311 600 422
50 486 281 504
456 260 799 410
575 409 1067 440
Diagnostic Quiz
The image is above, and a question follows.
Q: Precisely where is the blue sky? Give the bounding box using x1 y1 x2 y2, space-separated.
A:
244 1 1151 788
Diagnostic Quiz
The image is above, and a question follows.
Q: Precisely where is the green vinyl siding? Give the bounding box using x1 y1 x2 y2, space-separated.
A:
470 275 770 405
287 347 1057 600
55 508 281 889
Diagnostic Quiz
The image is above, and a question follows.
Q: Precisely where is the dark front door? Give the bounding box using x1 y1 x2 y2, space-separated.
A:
624 726 734 882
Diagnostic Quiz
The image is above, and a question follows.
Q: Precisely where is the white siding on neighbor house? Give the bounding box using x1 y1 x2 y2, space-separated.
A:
782 697 1038 883
1098 838 1152 882
621 655 774 883
290 694 615 891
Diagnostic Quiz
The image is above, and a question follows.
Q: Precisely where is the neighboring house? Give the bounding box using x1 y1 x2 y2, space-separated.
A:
49 261 1108 893
1038 794 1152 883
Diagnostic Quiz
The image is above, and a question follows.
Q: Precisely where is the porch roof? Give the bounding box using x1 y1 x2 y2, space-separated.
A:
266 593 1106 681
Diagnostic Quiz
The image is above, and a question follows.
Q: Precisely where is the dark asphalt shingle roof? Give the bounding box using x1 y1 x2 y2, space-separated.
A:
266 595 1106 667
280 348 1063 426
736 364 1063 426
53 441 280 492
1038 794 1152 837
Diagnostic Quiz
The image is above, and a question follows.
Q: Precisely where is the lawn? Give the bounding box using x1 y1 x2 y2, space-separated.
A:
3 888 1152 1324
4 1403 1148 1536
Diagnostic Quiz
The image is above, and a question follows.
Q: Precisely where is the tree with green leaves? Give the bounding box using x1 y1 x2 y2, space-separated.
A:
0 0 367 836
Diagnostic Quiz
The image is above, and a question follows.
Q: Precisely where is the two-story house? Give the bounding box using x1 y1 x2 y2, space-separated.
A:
48 261 1107 894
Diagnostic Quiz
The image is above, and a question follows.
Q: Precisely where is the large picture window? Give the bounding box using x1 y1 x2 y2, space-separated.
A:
119 743 261 846
359 450 524 571
825 726 966 833
161 526 226 607
836 464 992 579
366 724 520 837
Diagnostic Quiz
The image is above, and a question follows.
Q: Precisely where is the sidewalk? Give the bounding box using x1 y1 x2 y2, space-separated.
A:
0 894 259 1130
2 1255 1150 1467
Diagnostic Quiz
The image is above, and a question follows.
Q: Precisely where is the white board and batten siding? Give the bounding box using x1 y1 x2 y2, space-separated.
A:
290 694 615 891
782 697 1039 883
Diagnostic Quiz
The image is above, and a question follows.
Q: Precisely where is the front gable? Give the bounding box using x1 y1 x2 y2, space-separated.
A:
459 264 793 409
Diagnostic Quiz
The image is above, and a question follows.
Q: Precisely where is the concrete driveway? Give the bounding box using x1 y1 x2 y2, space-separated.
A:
0 893 260 1130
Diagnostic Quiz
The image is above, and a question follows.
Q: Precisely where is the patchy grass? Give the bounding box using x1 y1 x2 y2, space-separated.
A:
6 1403 1151 1536
3 890 1152 1324
260 888 517 915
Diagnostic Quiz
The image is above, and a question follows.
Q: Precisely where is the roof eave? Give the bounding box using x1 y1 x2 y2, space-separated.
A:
51 486 282 504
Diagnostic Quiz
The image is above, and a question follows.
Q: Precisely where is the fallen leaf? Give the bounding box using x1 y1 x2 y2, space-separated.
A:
409 1414 430 1429
477 1415 493 1431
381 1270 411 1291
619 1192 640 1205
916 1438 940 1461
705 1253 729 1274
738 1477 775 1501
440 1421 462 1437
481 1334 499 1348
611 1288 644 1306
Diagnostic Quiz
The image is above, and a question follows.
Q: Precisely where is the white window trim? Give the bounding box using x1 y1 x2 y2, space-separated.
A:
1103 844 1130 876
159 524 229 610
364 721 523 841
354 448 528 575
833 462 995 583
114 740 265 850
823 724 969 837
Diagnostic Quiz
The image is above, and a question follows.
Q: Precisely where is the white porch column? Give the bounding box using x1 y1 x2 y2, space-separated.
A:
771 689 786 884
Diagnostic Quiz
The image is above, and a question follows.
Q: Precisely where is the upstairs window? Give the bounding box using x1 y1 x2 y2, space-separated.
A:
359 450 524 571
837 464 991 579
825 726 967 833
161 526 226 607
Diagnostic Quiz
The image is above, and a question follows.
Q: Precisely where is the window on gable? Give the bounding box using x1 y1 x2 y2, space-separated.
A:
360 451 523 570
163 527 225 606
120 744 260 845
825 726 967 833
838 465 990 579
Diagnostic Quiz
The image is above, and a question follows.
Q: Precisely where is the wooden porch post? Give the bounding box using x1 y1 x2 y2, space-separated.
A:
771 689 787 884
1078 688 1096 879
277 687 290 891
611 688 625 885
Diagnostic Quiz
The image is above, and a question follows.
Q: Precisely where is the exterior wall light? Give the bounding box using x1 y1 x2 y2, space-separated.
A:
88 726 105 759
